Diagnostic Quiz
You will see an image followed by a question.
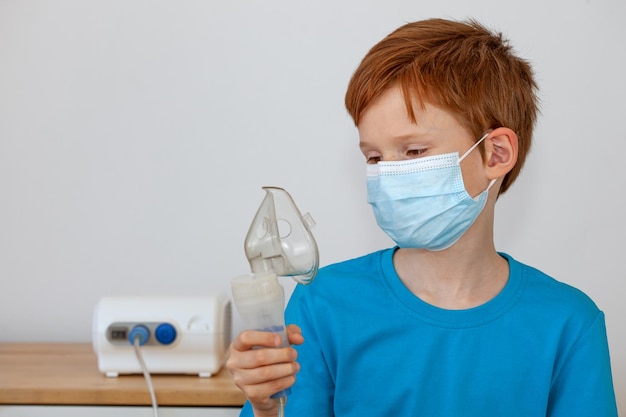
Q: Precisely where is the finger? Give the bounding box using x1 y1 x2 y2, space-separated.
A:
231 361 300 404
228 344 298 370
231 330 281 351
244 374 298 404
235 360 300 387
286 324 305 345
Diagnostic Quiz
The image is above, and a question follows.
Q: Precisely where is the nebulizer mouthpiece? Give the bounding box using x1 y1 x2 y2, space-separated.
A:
231 187 319 408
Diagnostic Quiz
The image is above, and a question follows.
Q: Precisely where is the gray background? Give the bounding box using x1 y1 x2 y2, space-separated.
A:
1 0 624 409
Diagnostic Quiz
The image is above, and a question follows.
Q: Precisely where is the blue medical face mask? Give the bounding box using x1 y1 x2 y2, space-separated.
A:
366 133 496 251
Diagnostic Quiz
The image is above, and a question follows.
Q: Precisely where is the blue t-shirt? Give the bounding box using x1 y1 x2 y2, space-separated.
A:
240 249 617 416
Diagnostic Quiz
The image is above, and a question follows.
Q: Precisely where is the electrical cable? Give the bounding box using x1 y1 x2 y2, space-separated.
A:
133 336 159 417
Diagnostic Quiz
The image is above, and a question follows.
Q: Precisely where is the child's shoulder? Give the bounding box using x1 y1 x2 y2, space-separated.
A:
506 253 601 320
303 248 393 291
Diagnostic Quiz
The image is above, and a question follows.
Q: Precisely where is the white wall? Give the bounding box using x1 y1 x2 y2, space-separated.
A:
1 0 624 409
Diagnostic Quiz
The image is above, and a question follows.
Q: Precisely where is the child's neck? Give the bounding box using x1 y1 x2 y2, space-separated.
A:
393 246 509 310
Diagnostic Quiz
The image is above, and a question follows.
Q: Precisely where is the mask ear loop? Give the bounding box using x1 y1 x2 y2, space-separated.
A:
459 132 498 195
458 132 490 163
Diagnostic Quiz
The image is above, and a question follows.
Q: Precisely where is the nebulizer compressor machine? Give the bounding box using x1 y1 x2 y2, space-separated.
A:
231 186 320 416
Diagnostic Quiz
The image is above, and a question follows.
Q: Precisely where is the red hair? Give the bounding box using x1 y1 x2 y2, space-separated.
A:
345 18 539 194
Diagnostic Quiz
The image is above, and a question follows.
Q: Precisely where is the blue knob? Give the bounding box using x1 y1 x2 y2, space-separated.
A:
155 323 177 345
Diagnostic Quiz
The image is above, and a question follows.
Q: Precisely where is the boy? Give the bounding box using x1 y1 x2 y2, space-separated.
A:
227 18 618 416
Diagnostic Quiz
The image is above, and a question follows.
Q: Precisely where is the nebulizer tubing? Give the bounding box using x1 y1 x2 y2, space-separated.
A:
129 327 159 417
231 186 319 416
277 396 286 417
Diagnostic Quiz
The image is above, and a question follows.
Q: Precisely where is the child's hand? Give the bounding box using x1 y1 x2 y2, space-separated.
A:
226 324 304 417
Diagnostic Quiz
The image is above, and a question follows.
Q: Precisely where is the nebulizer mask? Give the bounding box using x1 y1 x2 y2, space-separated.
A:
230 186 319 415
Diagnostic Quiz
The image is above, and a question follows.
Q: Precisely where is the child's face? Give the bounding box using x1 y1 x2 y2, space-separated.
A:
357 85 489 198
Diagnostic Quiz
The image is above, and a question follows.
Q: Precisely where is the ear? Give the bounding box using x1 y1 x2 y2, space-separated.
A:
484 127 518 180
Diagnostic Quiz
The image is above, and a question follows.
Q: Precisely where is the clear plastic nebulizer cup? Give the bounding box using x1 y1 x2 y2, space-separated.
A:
231 271 291 399
231 271 289 346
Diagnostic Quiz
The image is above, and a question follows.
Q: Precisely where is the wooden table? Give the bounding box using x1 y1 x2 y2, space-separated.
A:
0 343 246 407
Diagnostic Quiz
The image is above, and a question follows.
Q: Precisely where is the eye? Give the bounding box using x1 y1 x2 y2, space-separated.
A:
366 155 382 165
406 148 427 158
363 150 383 164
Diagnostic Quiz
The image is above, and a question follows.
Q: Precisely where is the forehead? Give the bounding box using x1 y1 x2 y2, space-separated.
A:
357 86 468 147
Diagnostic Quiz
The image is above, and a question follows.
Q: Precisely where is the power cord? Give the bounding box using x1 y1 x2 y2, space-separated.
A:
133 335 159 417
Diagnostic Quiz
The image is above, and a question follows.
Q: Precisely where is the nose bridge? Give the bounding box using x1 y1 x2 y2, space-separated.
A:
382 149 402 162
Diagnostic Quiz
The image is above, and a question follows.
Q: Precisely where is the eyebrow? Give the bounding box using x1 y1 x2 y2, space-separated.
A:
359 132 432 150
